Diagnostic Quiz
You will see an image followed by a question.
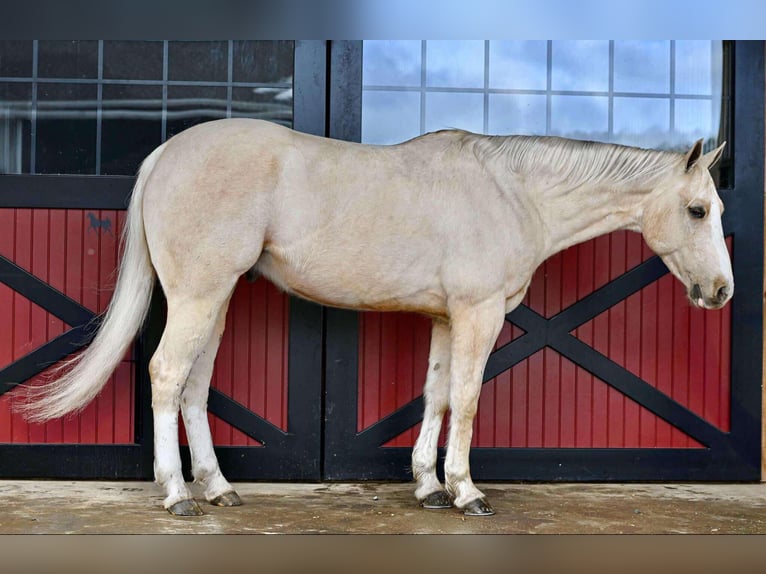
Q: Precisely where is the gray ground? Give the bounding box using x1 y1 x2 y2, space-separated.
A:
1 480 766 534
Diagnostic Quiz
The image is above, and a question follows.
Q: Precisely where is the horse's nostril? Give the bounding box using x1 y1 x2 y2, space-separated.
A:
716 285 729 302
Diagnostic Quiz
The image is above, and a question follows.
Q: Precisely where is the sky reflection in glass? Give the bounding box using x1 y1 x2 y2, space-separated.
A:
362 40 722 152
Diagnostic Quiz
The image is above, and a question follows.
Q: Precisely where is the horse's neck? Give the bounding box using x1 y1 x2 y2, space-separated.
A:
526 176 648 261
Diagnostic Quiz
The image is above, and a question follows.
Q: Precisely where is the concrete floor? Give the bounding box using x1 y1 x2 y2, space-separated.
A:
1 480 766 534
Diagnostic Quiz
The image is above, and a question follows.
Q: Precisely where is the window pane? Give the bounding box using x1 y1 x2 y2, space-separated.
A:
362 91 420 144
232 85 292 126
425 92 483 134
361 40 729 185
363 41 421 87
168 41 229 82
0 41 33 77
614 41 670 94
675 99 714 142
100 84 163 175
551 95 609 139
426 41 484 88
0 41 294 175
552 41 609 92
233 41 294 84
166 84 228 139
38 41 98 79
675 41 715 95
36 82 97 174
0 82 32 173
613 97 670 148
489 41 547 90
103 41 163 81
489 94 546 135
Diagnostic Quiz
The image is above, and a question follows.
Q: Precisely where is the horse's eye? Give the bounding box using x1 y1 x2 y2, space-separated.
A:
688 206 707 219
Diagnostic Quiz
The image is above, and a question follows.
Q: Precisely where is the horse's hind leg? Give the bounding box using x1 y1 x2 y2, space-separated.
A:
180 294 241 507
149 284 236 516
411 319 453 509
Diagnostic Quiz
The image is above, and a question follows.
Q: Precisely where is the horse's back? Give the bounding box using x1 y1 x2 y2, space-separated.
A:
140 119 521 313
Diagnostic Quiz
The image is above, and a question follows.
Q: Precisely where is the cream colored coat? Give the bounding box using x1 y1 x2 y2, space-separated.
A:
26 119 731 516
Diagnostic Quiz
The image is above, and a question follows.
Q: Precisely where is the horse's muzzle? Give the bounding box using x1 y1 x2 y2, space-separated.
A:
690 281 732 309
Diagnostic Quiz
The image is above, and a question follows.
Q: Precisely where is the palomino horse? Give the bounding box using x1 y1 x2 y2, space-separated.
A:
25 119 731 516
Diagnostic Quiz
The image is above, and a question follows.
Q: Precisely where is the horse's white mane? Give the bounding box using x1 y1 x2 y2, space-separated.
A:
459 132 681 192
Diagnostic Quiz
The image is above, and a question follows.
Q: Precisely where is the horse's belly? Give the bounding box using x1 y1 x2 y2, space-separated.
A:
253 251 448 317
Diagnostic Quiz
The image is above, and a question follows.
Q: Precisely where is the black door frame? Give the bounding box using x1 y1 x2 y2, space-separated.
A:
0 40 329 479
324 40 764 481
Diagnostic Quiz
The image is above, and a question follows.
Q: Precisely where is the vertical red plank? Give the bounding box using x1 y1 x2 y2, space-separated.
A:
639 240 658 446
0 210 15 442
607 231 626 447
543 255 562 447
671 279 690 447
378 313 398 426
12 209 32 443
526 264 545 447
575 239 595 447
27 209 49 444
623 234 642 447
655 274 674 445
248 279 267 442
360 313 381 432
266 284 287 435
79 209 103 443
62 211 83 443
703 307 722 429
719 301 731 431
687 302 706 438
591 234 611 447
45 209 67 443
227 282 247 446
493 323 513 448
393 315 414 447
559 246 578 447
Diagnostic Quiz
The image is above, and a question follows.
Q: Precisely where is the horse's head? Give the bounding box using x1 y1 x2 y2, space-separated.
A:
641 139 732 310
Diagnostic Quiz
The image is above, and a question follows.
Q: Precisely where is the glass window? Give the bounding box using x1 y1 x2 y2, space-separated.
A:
0 41 294 176
362 40 421 87
426 40 485 89
614 41 670 94
425 92 484 133
362 40 729 184
489 94 546 135
551 40 610 92
489 41 547 91
361 90 420 145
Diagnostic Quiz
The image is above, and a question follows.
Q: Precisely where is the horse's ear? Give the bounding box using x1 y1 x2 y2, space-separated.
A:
701 141 726 171
684 138 705 172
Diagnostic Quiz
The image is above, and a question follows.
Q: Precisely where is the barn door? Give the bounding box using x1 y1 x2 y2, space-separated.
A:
0 41 328 479
323 41 763 481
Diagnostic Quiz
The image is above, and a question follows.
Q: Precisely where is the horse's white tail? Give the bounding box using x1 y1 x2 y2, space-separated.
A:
22 143 167 422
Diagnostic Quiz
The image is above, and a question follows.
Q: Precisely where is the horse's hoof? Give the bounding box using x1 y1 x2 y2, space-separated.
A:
210 491 242 507
462 498 495 516
420 490 453 509
167 498 204 516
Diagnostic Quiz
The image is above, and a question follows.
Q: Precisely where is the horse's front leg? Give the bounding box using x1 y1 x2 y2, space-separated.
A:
412 318 452 509
444 295 506 516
